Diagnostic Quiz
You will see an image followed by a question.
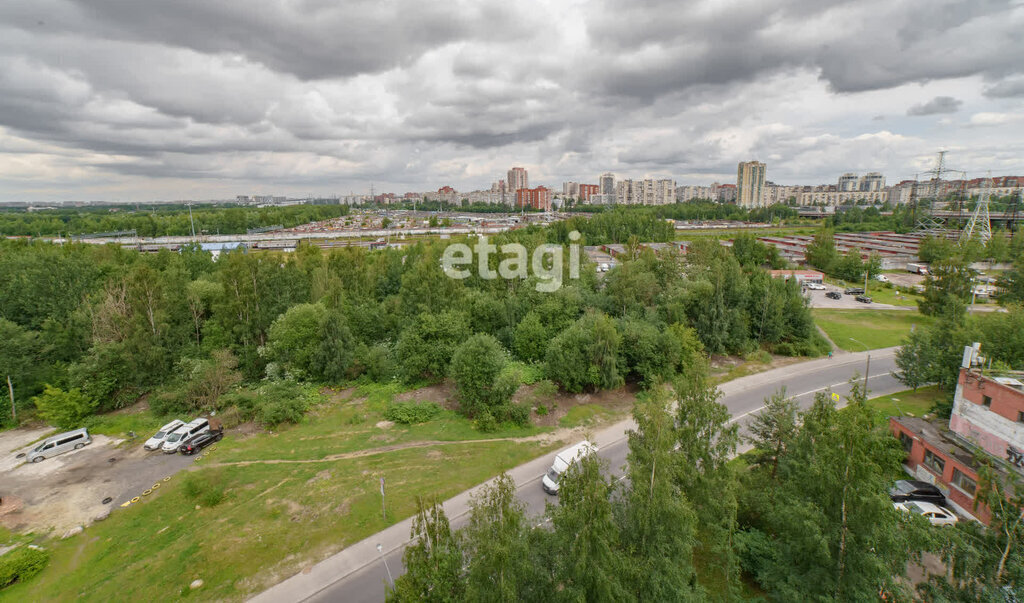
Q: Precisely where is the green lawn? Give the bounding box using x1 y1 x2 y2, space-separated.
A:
865 386 942 425
558 404 615 428
813 309 936 351
1 388 562 602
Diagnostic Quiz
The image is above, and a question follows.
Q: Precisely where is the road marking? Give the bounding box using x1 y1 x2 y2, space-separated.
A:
728 372 892 424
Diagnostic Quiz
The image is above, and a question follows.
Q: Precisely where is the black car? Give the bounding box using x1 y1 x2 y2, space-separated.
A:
178 430 223 455
826 291 842 300
844 287 865 295
889 480 946 505
855 295 873 304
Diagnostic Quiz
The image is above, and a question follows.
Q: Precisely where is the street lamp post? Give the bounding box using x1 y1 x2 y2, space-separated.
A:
848 338 870 394
377 543 394 588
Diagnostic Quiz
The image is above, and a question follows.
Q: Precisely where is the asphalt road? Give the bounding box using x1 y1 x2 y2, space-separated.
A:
288 350 904 603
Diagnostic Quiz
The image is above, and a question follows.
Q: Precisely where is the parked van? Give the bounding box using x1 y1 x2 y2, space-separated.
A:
161 418 209 453
27 429 92 463
541 440 598 495
144 419 185 451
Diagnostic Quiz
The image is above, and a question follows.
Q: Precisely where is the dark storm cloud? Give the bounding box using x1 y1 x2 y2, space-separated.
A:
1 0 521 81
0 0 1022 200
907 96 963 115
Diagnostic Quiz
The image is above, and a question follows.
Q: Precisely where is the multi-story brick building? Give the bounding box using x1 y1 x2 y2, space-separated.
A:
516 186 552 211
889 344 1024 524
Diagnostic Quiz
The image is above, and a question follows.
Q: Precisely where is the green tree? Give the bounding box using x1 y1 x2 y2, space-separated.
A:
746 388 799 481
918 256 975 318
449 333 512 417
262 303 327 379
395 311 470 383
805 228 838 274
0 319 42 423
622 387 700 599
672 374 741 597
512 311 547 362
996 252 1024 305
32 385 98 429
544 311 622 393
388 498 464 602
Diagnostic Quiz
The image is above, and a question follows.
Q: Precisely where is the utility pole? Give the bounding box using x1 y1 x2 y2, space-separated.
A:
849 338 871 393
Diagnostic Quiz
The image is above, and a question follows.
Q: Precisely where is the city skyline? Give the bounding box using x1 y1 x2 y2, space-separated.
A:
1 1 1023 203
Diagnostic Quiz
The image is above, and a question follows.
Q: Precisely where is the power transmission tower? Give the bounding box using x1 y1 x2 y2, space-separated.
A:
913 151 964 237
960 174 993 246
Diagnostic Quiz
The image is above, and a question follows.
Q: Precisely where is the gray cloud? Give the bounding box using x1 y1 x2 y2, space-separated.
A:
0 0 1022 201
907 96 963 116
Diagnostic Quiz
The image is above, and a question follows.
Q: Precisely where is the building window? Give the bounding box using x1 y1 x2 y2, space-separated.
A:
924 449 946 475
952 468 977 495
1018 411 1024 424
982 395 992 408
898 431 914 452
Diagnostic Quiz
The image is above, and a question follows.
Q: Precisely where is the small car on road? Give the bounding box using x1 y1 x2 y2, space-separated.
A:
161 418 210 453
844 287 865 295
178 430 223 455
855 295 873 304
826 291 842 300
893 500 958 527
805 282 826 290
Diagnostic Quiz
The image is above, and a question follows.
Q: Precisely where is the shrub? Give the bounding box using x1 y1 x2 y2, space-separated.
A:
31 385 98 430
503 403 531 427
0 546 49 589
450 333 512 416
744 349 772 364
182 471 227 507
384 401 442 424
475 411 498 433
535 404 549 416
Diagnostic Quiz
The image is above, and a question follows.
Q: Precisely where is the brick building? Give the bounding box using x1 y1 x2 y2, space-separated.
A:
889 344 1024 524
516 186 552 211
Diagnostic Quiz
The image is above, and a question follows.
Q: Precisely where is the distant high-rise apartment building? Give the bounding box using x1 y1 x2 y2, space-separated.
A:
838 173 859 192
516 186 552 211
508 167 528 192
614 178 676 205
859 172 886 191
736 161 766 208
563 181 580 197
599 173 615 196
579 184 599 202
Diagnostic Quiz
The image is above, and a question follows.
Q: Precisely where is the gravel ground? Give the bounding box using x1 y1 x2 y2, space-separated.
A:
0 427 197 535
805 284 908 310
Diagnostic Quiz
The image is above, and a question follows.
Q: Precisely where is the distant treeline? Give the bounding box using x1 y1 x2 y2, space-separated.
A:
0 204 349 238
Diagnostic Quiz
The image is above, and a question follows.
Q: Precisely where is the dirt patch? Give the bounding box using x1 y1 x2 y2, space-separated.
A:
516 383 638 428
306 470 332 484
425 450 444 460
395 382 453 407
0 426 195 534
375 420 395 430
231 422 261 439
109 396 150 415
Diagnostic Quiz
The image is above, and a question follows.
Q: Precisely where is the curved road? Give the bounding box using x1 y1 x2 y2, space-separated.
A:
253 348 903 603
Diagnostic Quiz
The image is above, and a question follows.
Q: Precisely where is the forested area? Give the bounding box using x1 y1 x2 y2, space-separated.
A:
0 220 824 429
0 204 349 237
389 378 1022 601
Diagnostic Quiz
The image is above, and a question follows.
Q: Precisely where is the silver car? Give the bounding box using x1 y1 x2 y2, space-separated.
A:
27 428 92 463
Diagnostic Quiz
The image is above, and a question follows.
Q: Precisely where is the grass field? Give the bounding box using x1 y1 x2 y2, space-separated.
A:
865 386 943 425
0 387 563 602
813 309 936 351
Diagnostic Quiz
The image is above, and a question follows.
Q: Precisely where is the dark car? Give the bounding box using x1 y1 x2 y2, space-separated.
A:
826 291 842 300
855 295 873 304
844 287 865 295
889 480 946 505
178 430 223 455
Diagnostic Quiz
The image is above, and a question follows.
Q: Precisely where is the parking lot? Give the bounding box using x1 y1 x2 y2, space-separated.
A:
0 427 196 535
805 283 910 310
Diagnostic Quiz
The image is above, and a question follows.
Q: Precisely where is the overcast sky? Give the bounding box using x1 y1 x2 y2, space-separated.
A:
1 0 1023 203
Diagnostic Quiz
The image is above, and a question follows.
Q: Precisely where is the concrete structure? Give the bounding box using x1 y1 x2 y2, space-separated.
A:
768 269 824 285
838 173 859 192
889 344 1024 525
615 178 675 205
797 190 889 207
860 172 886 191
507 167 528 192
737 161 766 208
599 173 615 196
516 186 552 211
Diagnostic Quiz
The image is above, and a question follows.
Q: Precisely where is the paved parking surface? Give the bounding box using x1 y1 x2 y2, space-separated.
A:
805 284 909 310
0 428 196 534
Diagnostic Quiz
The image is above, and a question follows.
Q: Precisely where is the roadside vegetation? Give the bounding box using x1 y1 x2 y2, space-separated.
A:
0 387 563 602
813 309 936 350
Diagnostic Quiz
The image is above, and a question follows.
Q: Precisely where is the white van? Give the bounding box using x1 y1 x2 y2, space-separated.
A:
144 420 185 451
541 440 598 495
27 428 92 463
161 418 209 453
